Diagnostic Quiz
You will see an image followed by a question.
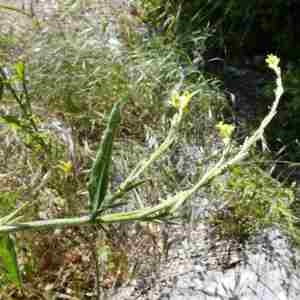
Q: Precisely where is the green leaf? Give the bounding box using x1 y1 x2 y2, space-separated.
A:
100 179 147 212
0 115 23 130
0 75 3 100
15 61 25 81
88 101 123 220
0 234 22 287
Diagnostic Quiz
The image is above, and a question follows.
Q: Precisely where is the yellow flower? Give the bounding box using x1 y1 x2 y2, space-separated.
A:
170 91 192 112
216 121 235 144
57 160 73 175
181 91 192 112
265 54 280 72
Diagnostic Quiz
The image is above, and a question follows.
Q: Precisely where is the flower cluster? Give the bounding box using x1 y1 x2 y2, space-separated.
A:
216 121 235 145
265 54 280 73
170 91 192 112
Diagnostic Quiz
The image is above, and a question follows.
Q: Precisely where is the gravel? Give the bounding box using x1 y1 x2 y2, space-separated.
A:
111 223 300 300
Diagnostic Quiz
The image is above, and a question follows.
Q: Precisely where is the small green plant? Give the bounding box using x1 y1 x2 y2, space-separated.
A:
0 62 36 127
209 56 299 245
0 62 47 150
211 164 296 243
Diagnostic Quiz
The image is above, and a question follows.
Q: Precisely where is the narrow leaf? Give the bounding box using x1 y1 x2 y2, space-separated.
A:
0 75 3 100
0 234 22 287
88 101 122 219
15 61 25 81
103 179 147 208
0 115 23 129
0 201 31 226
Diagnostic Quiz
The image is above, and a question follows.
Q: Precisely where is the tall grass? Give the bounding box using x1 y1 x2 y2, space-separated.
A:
140 0 296 57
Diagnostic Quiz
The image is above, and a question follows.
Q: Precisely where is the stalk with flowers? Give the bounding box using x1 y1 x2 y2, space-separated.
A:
0 55 284 286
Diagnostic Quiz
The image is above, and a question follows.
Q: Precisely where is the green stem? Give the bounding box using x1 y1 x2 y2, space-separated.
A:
0 67 28 117
0 215 90 233
0 192 182 233
119 110 183 190
0 62 284 237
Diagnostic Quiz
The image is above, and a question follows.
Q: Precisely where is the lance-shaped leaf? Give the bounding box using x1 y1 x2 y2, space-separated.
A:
15 61 25 82
88 101 122 220
0 74 3 100
0 234 22 287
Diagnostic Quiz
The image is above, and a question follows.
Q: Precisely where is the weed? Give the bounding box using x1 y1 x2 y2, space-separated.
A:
0 2 297 298
210 164 296 244
0 55 290 292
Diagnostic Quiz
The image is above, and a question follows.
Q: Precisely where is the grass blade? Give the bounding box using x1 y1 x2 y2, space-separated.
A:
0 4 33 17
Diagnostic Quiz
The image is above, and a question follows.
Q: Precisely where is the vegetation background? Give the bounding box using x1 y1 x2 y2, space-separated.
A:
0 0 299 299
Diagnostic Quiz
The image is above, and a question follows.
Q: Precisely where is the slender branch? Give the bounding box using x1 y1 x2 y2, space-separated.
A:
0 4 33 17
0 215 90 233
119 109 183 190
0 67 27 115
